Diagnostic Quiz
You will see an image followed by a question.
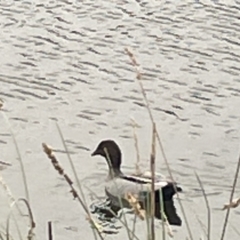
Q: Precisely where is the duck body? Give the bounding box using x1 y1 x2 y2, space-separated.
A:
91 139 182 226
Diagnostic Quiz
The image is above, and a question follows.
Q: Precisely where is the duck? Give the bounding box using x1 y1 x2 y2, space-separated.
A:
91 139 182 226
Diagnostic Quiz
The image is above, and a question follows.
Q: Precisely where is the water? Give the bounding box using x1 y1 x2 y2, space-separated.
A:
0 0 240 239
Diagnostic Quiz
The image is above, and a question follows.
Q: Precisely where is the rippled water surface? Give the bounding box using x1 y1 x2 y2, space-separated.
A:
0 0 240 239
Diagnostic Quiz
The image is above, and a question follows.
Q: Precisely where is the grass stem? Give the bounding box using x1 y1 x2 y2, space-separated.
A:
220 151 240 240
195 171 211 240
125 48 193 240
150 123 156 240
2 112 29 203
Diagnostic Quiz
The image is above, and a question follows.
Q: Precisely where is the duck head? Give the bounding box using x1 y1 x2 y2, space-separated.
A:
91 140 122 176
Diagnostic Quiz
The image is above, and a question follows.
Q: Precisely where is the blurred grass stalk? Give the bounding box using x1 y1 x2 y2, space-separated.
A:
195 172 211 240
159 189 166 240
1 111 35 239
1 47 238 240
220 150 240 240
55 123 151 239
0 172 16 209
104 147 145 240
6 198 35 240
48 221 53 240
6 212 23 240
150 123 156 240
125 47 193 240
2 112 30 203
131 120 172 239
131 118 141 175
42 141 104 240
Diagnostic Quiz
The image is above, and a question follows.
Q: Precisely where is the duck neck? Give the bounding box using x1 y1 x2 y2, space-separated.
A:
108 167 123 179
106 154 123 179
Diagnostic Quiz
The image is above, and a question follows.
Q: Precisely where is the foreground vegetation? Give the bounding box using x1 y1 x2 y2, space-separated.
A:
0 49 239 240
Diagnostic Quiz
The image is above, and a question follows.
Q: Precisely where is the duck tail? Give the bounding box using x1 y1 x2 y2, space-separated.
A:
176 186 183 193
155 200 182 226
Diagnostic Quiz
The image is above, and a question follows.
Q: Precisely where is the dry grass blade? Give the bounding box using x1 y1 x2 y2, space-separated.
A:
190 204 207 238
150 123 156 240
195 171 211 240
220 151 240 240
0 173 15 208
131 212 138 240
6 198 35 240
104 147 114 179
222 197 240 210
0 164 23 217
131 119 141 175
158 189 166 240
42 143 104 240
85 185 143 239
85 216 103 232
0 232 4 240
55 123 104 239
2 112 30 203
55 123 88 208
130 118 142 239
159 190 174 238
125 193 145 220
18 198 35 240
125 47 193 240
104 148 134 240
48 221 53 240
164 217 174 238
6 213 23 240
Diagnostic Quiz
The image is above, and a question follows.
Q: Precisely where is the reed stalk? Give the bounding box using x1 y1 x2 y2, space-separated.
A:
42 143 104 240
195 171 211 240
150 123 156 240
220 151 240 240
2 112 29 203
125 47 193 240
47 221 53 240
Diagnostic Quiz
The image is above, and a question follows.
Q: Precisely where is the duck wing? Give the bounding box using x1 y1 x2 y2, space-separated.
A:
135 170 181 186
133 171 167 181
105 175 169 206
125 174 181 201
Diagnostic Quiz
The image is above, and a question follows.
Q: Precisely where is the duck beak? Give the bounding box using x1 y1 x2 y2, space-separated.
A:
91 149 98 156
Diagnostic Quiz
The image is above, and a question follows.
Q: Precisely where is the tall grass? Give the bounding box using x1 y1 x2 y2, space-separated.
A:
220 151 240 240
2 112 29 203
195 171 211 240
0 50 240 240
42 142 104 240
150 123 156 240
124 48 240 240
1 120 240 240
125 48 193 240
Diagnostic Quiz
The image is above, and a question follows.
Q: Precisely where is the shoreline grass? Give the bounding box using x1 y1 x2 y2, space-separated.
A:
125 47 193 240
0 118 240 240
0 50 239 240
